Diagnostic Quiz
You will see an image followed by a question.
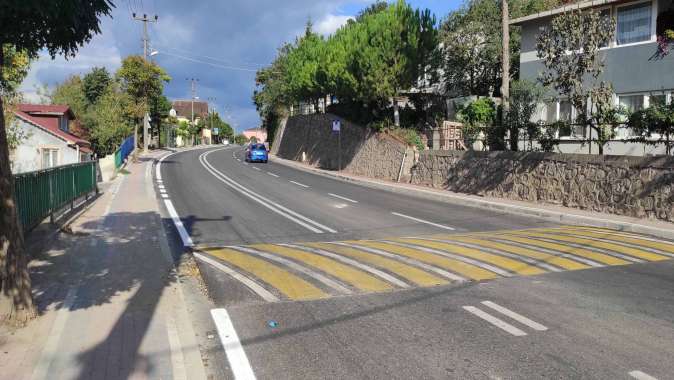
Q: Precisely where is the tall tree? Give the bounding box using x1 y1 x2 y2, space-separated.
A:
82 66 111 105
2 45 31 151
115 55 170 155
536 8 616 154
0 0 113 324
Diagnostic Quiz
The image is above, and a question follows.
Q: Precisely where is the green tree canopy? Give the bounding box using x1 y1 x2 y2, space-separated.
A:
82 66 111 105
116 55 171 119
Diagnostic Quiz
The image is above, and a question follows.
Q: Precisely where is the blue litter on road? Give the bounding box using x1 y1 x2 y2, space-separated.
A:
267 320 279 328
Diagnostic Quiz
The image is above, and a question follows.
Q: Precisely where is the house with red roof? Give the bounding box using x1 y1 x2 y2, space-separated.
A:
9 104 93 173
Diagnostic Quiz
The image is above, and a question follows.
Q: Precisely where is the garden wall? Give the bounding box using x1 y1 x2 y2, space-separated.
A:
410 150 674 222
275 114 412 181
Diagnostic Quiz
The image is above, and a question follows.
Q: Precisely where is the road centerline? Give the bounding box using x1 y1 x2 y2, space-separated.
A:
463 306 528 336
328 193 358 203
289 180 310 188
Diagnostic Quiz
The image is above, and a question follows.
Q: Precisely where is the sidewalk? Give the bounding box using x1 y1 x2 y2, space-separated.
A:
271 155 674 240
0 151 206 380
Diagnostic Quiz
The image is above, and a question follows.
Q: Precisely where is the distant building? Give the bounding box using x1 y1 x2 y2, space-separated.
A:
242 127 267 143
171 100 209 124
10 104 93 173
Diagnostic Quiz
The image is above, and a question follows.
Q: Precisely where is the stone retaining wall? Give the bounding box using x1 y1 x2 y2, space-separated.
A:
411 150 674 222
277 114 412 181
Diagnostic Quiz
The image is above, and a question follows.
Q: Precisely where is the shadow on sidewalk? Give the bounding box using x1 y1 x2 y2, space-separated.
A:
27 209 188 379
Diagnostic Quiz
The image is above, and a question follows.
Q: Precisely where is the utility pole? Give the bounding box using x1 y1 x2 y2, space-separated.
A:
133 13 158 154
207 97 216 145
186 78 199 145
501 0 511 150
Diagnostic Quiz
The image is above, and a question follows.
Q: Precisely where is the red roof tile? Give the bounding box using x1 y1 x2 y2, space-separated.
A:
14 110 90 147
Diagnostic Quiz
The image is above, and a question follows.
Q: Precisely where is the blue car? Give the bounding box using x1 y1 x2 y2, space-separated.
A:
246 143 268 163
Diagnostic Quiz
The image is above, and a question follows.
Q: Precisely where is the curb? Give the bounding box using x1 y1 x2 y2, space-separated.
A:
270 154 674 241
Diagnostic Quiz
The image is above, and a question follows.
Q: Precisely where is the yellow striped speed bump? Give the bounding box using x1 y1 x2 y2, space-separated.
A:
196 227 674 303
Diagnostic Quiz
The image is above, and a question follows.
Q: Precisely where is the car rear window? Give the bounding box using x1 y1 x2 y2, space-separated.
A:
252 144 266 150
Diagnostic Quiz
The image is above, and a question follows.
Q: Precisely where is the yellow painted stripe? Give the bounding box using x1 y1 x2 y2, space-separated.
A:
205 248 326 300
398 238 546 276
559 228 674 255
305 242 448 287
509 231 667 262
252 244 393 292
448 237 589 271
494 235 629 265
353 241 498 281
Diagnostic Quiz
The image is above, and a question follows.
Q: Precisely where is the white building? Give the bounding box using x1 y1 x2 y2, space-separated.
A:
10 104 93 174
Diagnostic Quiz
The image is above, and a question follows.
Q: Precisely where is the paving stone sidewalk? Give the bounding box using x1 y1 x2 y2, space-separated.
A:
0 151 207 380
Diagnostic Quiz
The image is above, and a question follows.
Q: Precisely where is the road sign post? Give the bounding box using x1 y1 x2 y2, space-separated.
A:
332 119 341 171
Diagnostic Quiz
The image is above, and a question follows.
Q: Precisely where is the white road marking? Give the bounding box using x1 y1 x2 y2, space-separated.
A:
31 286 78 380
160 189 167 194
156 179 163 183
236 159 241 162
418 237 562 273
165 317 187 380
334 204 347 209
200 150 336 234
252 166 261 171
283 244 410 288
328 193 358 203
527 236 644 263
158 184 165 189
332 242 466 282
491 238 605 268
266 172 279 178
629 370 659 380
161 194 169 199
233 246 352 294
481 301 548 331
554 232 674 259
289 180 309 188
463 306 527 336
391 212 456 231
385 240 512 277
194 252 278 302
211 308 257 380
164 199 194 247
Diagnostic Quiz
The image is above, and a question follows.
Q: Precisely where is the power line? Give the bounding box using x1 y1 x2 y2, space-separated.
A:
153 45 269 67
157 51 260 73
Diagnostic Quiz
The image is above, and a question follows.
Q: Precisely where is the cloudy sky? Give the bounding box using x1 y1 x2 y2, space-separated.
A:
20 0 461 133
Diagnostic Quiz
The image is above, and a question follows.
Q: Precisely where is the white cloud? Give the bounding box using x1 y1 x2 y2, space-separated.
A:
314 14 354 36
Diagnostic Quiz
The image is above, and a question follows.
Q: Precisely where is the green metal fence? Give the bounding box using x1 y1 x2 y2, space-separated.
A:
13 161 98 232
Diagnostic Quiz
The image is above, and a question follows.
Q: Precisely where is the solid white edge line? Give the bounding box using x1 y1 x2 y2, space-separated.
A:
481 301 548 331
282 244 409 288
266 172 279 178
629 370 659 380
193 252 278 302
164 199 194 247
289 180 309 188
211 309 257 380
463 306 527 336
252 167 261 171
392 212 456 231
201 150 337 233
328 193 358 203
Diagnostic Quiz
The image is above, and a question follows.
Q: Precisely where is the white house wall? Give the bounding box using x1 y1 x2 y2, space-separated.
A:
10 119 79 173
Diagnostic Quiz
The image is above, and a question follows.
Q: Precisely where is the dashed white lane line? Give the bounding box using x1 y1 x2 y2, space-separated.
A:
161 194 169 199
267 172 279 178
630 370 659 380
391 212 456 231
164 199 194 247
481 301 548 331
160 189 167 194
236 159 241 162
289 180 309 188
194 252 278 302
463 306 527 336
328 193 358 203
252 166 261 171
211 308 257 380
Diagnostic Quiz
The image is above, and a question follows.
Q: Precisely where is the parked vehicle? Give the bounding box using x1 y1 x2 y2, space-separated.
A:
246 143 268 163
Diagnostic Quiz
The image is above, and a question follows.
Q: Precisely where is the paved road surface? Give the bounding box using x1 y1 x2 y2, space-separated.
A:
160 146 674 380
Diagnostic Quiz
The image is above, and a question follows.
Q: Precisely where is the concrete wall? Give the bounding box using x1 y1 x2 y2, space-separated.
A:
276 114 412 181
11 118 79 174
410 150 674 222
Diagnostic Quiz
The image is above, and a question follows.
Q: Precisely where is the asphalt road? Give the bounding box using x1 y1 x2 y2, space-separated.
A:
160 146 674 380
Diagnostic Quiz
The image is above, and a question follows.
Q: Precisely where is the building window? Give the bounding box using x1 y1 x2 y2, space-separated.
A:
41 148 59 169
59 116 69 132
617 2 653 45
619 94 645 112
